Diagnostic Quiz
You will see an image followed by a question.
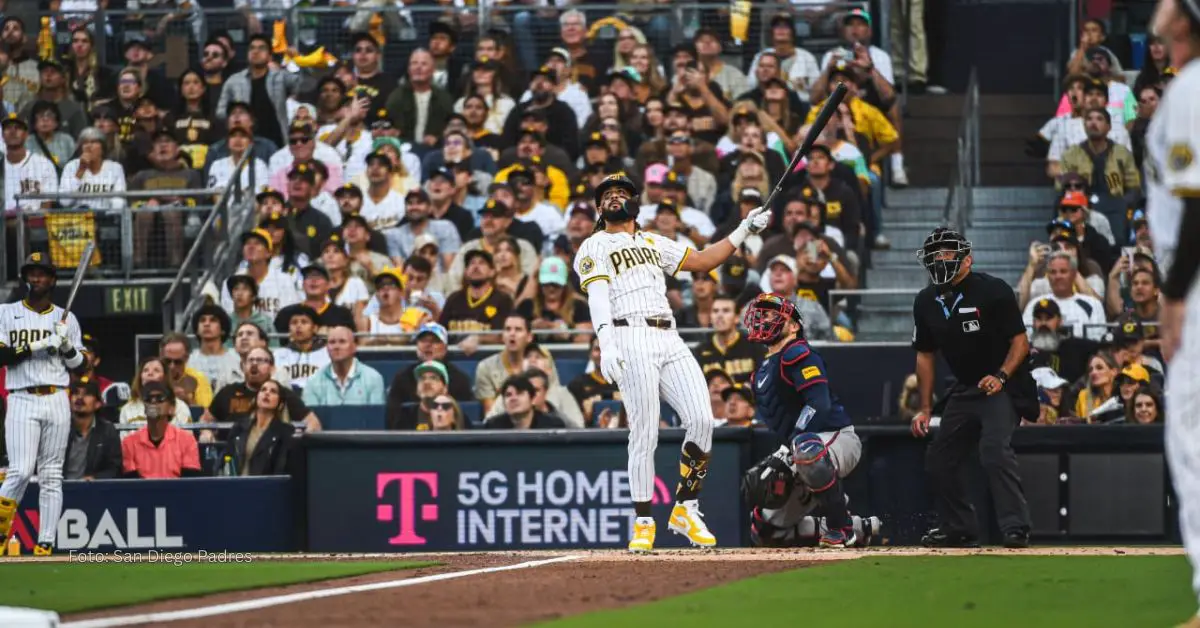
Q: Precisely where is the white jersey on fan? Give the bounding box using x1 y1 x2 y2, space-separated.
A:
514 201 566 244
206 155 269 195
317 124 374 181
58 160 127 210
4 152 59 211
219 268 304 321
360 189 406 231
273 344 331 390
575 230 690 319
0 301 83 388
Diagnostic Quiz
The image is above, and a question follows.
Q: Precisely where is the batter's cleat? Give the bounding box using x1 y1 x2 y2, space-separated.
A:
668 501 716 548
628 518 656 553
921 527 980 548
819 526 858 549
33 543 52 557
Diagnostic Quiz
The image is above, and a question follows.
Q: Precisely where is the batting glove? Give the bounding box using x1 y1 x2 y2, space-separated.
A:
729 206 772 247
596 325 626 384
54 321 68 339
28 334 61 356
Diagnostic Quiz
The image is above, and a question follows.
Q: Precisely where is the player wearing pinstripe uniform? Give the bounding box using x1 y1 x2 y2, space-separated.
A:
2 113 59 213
575 174 770 552
0 254 88 556
1146 2 1200 624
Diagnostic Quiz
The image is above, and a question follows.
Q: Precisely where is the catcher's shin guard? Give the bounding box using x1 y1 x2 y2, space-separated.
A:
676 441 710 502
0 496 17 542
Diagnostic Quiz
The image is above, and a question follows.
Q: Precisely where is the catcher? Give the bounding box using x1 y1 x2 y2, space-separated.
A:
739 293 865 548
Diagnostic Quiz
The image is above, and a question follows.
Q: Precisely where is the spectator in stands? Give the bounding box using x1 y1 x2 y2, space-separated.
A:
693 27 748 102
0 46 31 115
26 100 75 168
802 149 866 251
359 268 409 338
345 32 396 115
4 113 58 212
484 372 567 430
694 296 766 385
224 379 294 476
1058 108 1141 211
159 332 213 409
277 264 357 333
199 37 230 106
21 60 87 137
1027 298 1100 384
1 17 38 93
505 65 581 160
204 101 278 171
386 49 451 148
303 326 385 406
165 69 222 170
744 49 807 115
517 257 591 344
270 122 344 195
650 199 701 254
493 235 537 303
1116 363 1152 406
636 103 721 176
568 335 620 423
451 199 540 286
664 131 718 215
765 253 834 341
206 126 269 199
221 229 303 322
428 395 465 431
675 270 719 328
189 304 243 394
706 369 734 422
273 306 330 391
475 314 533 412
217 34 300 149
232 320 270 355
1121 268 1163 339
455 56 514 136
1126 386 1162 424
1029 367 1071 424
760 16 819 97
519 343 584 427
64 377 122 481
356 151 405 233
1130 84 1160 172
1107 316 1165 384
794 220 857 302
1067 19 1124 77
1076 47 1135 124
340 213 392 280
640 168 716 245
206 347 322 431
286 165 337 258
121 382 202 479
319 235 373 316
666 47 730 147
59 127 127 211
1019 226 1105 311
225 275 276 340
386 187 462 265
316 93 373 183
128 131 203 267
1021 252 1107 341
401 251 447 315
719 385 756 428
1052 202 1117 274
388 322 474 402
810 63 898 183
390 360 455 430
1073 351 1119 422
1059 178 1116 244
424 166 476 242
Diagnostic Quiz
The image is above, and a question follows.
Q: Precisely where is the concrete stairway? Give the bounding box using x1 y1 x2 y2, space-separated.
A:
854 186 1057 341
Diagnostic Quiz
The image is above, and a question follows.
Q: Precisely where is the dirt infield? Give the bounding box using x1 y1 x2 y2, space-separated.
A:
60 546 1187 627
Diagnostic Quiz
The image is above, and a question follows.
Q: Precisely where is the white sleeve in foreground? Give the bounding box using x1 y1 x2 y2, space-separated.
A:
585 279 615 331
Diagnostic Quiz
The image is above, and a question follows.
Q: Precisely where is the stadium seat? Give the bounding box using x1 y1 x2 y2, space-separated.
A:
315 406 386 430
369 360 415 384
460 401 483 427
555 359 589 384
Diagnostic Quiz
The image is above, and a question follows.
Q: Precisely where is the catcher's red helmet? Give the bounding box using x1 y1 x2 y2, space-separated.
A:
743 293 803 344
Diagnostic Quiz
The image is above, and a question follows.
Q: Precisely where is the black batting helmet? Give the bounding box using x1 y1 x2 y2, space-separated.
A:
19 252 55 280
917 227 972 286
593 173 637 207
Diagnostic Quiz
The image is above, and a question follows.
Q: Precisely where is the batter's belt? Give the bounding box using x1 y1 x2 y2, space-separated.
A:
614 316 675 330
13 386 63 396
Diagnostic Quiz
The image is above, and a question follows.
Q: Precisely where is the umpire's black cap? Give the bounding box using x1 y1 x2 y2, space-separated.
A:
20 251 55 278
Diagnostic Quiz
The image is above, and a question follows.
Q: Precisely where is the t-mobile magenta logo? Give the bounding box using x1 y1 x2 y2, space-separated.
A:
376 472 439 545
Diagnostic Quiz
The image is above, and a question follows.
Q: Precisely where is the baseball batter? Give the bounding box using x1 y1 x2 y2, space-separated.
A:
575 174 769 552
0 254 87 556
1146 2 1200 624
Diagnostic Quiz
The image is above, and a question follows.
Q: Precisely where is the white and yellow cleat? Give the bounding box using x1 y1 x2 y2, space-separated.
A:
668 501 717 548
628 517 656 553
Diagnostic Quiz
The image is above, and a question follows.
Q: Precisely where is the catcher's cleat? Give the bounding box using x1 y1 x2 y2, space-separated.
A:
33 543 52 557
668 501 716 548
628 518 656 553
819 526 857 549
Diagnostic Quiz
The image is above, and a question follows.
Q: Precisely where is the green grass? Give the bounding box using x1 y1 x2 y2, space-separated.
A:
0 560 436 613
550 555 1196 628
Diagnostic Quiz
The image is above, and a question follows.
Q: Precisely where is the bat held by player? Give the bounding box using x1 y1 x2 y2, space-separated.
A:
760 81 849 212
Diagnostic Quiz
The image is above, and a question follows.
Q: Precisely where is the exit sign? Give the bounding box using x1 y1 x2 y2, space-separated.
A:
105 286 154 315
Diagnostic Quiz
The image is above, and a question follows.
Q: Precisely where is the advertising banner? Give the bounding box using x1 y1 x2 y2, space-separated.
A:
307 433 747 552
12 477 295 553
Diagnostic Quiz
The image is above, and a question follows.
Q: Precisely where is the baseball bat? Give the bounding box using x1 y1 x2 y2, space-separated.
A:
61 240 96 323
760 81 849 212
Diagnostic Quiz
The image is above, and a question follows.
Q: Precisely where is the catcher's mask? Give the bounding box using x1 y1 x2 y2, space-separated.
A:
744 293 803 344
917 227 971 286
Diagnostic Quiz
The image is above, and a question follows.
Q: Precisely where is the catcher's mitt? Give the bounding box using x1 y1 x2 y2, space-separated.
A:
741 451 795 510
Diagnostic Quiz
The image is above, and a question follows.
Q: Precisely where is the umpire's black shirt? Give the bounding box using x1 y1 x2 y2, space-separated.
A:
912 272 1025 385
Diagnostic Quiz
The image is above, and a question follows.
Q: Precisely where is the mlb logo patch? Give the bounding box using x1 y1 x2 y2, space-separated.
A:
962 320 981 333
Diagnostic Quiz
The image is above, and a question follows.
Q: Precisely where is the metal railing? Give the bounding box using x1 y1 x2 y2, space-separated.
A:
943 67 980 234
162 154 255 332
13 189 226 281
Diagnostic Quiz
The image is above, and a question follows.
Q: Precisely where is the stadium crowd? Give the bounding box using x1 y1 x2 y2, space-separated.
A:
0 1 957 477
1022 18 1167 426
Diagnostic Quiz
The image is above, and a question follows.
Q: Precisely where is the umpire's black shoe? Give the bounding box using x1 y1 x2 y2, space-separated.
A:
1003 529 1031 549
921 527 980 548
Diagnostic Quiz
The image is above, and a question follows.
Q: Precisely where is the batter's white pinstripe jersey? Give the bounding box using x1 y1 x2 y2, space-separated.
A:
58 159 128 210
4 152 59 212
0 301 83 389
273 345 331 390
219 268 304 321
574 230 691 319
1146 58 1200 280
360 189 406 231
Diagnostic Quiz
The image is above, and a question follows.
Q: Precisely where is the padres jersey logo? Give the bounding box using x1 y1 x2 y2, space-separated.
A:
1171 143 1194 172
9 328 51 347
579 257 595 275
609 246 664 276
